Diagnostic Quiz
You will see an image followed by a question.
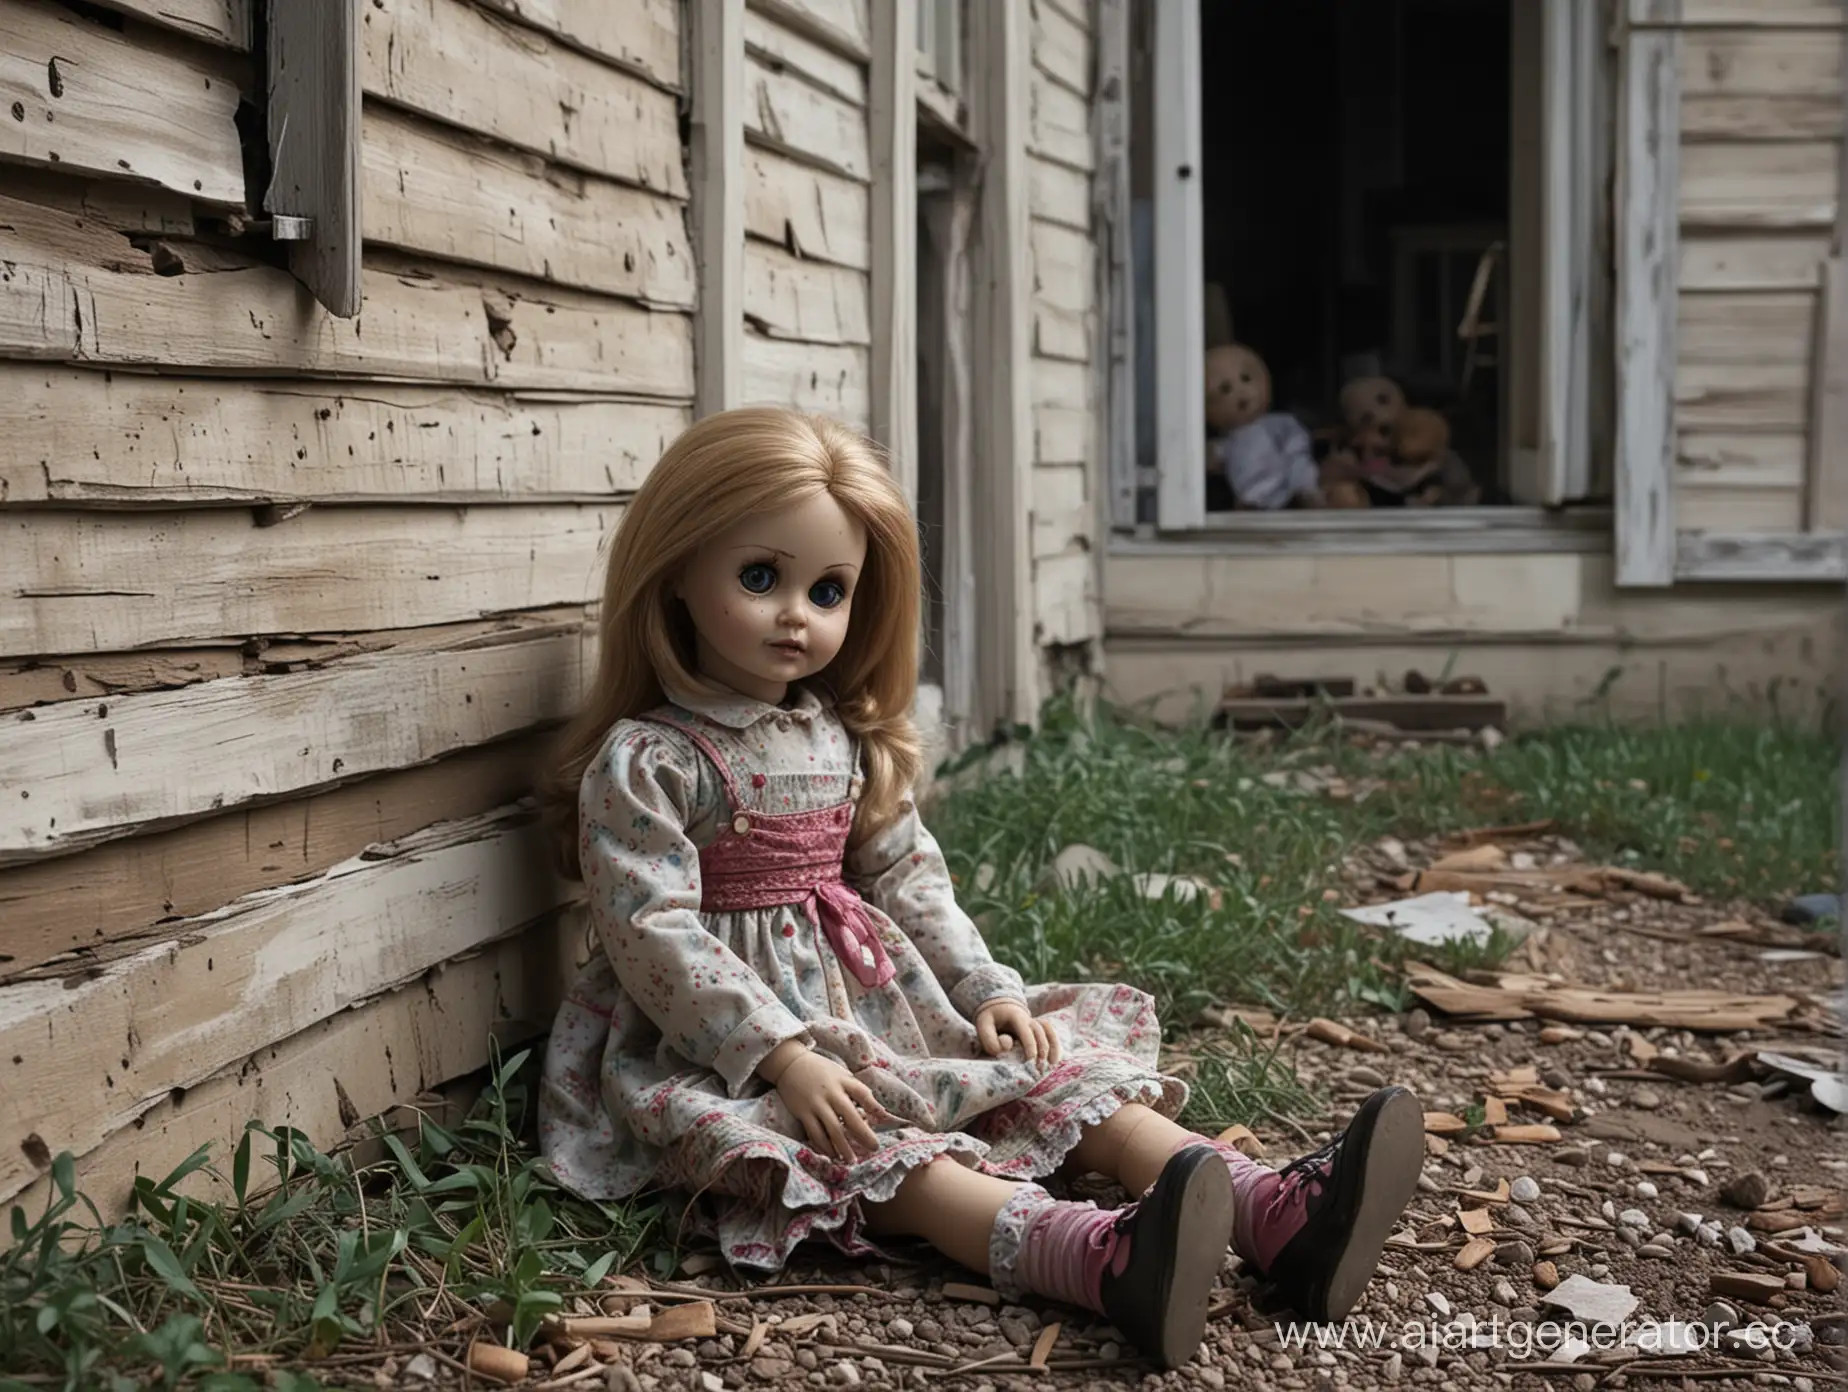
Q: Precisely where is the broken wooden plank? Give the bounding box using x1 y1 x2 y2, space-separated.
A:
0 0 246 205
471 0 680 91
0 366 682 505
1 504 619 658
0 734 547 982
746 0 870 62
0 805 568 1208
360 0 686 196
0 196 694 395
743 240 872 345
87 0 252 48
744 146 871 270
744 49 871 181
1404 963 1804 1032
1215 695 1507 734
1 618 588 862
1028 67 1092 171
744 5 866 107
1 915 579 1236
361 105 696 306
742 331 871 425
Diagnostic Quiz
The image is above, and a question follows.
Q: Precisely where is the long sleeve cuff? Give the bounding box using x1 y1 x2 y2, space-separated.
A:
949 961 1030 1021
712 1001 813 1098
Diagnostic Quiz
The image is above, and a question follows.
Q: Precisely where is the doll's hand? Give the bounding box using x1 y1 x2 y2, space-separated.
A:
974 1001 1063 1070
767 1048 891 1161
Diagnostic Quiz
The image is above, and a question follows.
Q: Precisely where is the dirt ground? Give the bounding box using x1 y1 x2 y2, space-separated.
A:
435 834 1845 1392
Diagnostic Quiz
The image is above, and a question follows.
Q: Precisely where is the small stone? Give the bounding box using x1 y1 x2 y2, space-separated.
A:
1620 1209 1650 1229
1586 1077 1608 1095
1492 1279 1517 1306
1729 1227 1758 1255
1099 1343 1120 1363
1699 1222 1725 1247
1638 1244 1673 1259
1532 1261 1560 1289
796 1351 818 1371
998 1317 1031 1346
1677 1212 1704 1235
1586 1030 1613 1047
1685 1169 1711 1187
1347 1065 1388 1088
1494 1240 1535 1268
1616 1227 1644 1248
1271 1353 1295 1372
1573 1377 1596 1392
1198 1369 1225 1390
1510 1176 1541 1203
403 1354 438 1383
889 1318 913 1340
1557 1147 1589 1167
1724 1172 1772 1210
1413 1344 1439 1368
1602 1200 1618 1222
1591 1263 1611 1278
1542 1068 1573 1090
701 1375 724 1392
1632 1087 1662 1110
665 1350 698 1368
1606 1150 1629 1169
1634 1181 1659 1200
1705 1300 1741 1330
1383 1352 1403 1381
752 1358 795 1381
1404 1008 1432 1039
830 1363 861 1387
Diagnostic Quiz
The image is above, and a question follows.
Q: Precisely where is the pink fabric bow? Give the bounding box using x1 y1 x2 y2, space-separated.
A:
802 880 897 990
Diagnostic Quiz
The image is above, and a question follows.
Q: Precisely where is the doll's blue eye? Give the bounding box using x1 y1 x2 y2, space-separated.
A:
810 579 846 609
739 563 776 594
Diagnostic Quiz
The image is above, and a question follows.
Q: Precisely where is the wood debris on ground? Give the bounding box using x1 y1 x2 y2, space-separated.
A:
1401 961 1814 1033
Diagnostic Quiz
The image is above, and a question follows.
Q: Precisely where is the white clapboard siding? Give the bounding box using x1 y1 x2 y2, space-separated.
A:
1031 463 1088 560
1029 155 1091 232
744 147 872 269
0 196 694 396
744 6 868 107
87 0 251 48
1681 140 1839 228
1029 68 1094 172
747 0 870 60
1680 232 1831 289
743 241 872 344
1 622 588 862
0 731 551 980
1031 219 1097 314
360 0 686 197
1678 359 1812 429
1034 303 1091 362
742 332 871 425
3 920 580 1231
1681 93 1842 141
1031 0 1091 97
1035 402 1090 464
1669 0 1845 21
472 0 680 91
745 52 871 181
1678 429 1809 486
1680 30 1841 96
363 106 695 306
2 504 618 658
1678 290 1817 367
1034 551 1095 645
1678 484 1806 530
0 367 683 505
0 808 566 1208
1 0 245 205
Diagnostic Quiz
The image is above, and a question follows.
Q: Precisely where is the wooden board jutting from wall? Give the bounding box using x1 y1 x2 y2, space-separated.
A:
266 0 363 316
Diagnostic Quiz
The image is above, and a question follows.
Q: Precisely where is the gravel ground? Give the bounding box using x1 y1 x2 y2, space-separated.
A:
406 837 1846 1392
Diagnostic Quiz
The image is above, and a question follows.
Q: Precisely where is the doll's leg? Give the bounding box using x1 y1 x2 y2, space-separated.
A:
861 1153 1231 1371
1072 1090 1426 1326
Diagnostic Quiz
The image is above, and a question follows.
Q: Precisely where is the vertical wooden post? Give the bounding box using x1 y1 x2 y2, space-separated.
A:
1096 0 1136 532
691 0 745 418
1151 0 1203 531
265 0 362 318
871 0 919 501
969 0 1037 732
1803 26 1848 535
1613 15 1679 587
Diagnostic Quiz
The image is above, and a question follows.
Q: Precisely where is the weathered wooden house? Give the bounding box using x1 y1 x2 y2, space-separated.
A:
1 0 1842 1223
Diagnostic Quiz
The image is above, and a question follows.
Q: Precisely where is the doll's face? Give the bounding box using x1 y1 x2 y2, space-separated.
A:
676 490 867 704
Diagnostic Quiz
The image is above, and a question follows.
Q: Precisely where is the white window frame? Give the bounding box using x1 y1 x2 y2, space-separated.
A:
1137 0 1604 540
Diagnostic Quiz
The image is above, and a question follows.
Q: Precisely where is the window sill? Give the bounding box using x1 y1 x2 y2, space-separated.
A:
1111 507 1612 556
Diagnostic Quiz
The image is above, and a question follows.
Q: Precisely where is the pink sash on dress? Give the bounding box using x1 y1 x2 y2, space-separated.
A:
647 714 897 991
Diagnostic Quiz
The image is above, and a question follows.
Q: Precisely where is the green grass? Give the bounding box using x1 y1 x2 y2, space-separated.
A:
6 698 1836 1387
2 1048 668 1392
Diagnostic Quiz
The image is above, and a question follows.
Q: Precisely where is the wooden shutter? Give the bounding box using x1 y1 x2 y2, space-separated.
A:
264 0 361 318
1616 0 1848 585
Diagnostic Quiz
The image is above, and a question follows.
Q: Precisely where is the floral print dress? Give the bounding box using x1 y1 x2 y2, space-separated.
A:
539 682 1184 1271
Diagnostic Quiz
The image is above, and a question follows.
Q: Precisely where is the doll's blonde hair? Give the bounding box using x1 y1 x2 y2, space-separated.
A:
545 406 924 879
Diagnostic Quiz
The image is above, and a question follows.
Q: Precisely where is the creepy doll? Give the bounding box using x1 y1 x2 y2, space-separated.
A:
539 407 1423 1370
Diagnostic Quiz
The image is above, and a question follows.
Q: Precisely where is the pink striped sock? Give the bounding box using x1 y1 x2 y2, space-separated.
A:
1170 1134 1275 1264
988 1185 1121 1313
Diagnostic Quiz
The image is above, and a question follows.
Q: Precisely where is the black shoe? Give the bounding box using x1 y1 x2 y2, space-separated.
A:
1252 1085 1423 1324
1094 1143 1234 1370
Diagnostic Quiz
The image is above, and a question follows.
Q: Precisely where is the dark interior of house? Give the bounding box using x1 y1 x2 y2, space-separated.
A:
1198 0 1511 509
